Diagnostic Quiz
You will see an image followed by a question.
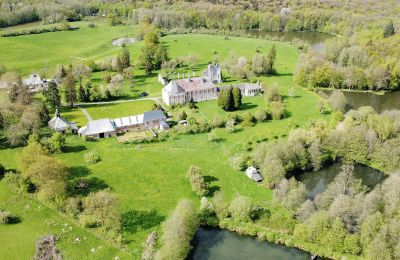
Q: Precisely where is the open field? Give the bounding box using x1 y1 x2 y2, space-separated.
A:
0 182 129 259
0 21 136 75
0 29 330 259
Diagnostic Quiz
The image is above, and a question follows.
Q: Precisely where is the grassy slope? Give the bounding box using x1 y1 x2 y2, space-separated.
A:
0 29 330 259
0 21 137 75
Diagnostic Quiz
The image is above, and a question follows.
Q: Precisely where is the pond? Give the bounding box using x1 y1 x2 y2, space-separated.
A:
243 30 334 53
298 163 385 200
189 227 310 260
321 89 400 113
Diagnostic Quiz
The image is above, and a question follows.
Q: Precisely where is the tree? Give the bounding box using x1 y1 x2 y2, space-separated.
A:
270 101 285 120
264 83 281 102
81 189 120 230
47 132 65 153
121 45 131 69
232 87 242 110
44 82 61 109
179 111 187 121
229 194 253 222
187 165 208 196
26 155 69 200
156 199 198 260
329 90 347 112
218 87 235 111
251 53 268 75
78 83 86 102
18 139 48 173
383 20 395 38
266 44 277 74
64 73 76 108
225 119 235 133
254 109 268 122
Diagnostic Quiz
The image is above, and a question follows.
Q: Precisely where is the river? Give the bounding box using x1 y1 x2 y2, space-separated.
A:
189 227 310 260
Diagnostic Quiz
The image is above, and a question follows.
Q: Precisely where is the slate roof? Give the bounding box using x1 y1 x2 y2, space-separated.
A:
172 77 216 92
164 81 185 94
23 74 43 86
78 119 115 136
252 173 263 182
143 110 166 122
48 110 78 132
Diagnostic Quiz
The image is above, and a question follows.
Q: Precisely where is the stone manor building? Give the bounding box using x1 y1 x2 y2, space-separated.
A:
162 77 218 106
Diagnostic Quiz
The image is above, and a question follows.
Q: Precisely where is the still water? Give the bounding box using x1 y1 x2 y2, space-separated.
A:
322 89 400 113
298 163 385 200
243 30 333 52
189 227 310 260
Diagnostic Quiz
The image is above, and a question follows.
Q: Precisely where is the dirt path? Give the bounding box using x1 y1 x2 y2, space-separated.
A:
81 108 93 121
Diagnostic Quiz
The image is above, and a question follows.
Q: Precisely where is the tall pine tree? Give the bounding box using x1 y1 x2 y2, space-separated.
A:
64 73 77 108
232 87 242 110
44 82 61 109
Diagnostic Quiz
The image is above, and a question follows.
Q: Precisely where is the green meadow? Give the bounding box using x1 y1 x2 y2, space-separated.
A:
0 22 330 259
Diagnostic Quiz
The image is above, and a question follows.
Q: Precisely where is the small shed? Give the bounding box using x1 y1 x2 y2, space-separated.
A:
48 110 78 133
245 166 263 182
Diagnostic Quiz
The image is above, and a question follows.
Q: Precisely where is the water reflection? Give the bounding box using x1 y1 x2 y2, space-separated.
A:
298 163 385 200
189 227 310 260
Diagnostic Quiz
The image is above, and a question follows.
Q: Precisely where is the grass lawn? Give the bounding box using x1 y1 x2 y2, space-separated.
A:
0 182 129 260
117 130 155 142
0 21 137 75
0 31 331 259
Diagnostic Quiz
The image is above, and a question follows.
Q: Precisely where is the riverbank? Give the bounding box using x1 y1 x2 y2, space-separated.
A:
217 220 361 260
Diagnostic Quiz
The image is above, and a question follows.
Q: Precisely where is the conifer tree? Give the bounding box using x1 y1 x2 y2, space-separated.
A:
232 87 242 110
44 82 61 109
384 20 395 38
64 73 77 108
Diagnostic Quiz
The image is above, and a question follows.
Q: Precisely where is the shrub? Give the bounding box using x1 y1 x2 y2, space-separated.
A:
225 119 235 133
208 129 219 142
0 210 16 224
229 154 247 171
155 199 198 260
254 109 269 122
270 101 285 120
187 166 208 196
229 194 253 222
84 151 101 165
212 115 226 128
242 112 255 127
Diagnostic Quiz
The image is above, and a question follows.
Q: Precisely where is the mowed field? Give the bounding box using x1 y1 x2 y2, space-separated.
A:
0 21 136 75
0 22 330 259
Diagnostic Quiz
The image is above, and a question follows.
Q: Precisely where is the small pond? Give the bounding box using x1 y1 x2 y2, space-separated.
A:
322 89 400 113
298 163 385 200
243 30 334 53
189 227 310 260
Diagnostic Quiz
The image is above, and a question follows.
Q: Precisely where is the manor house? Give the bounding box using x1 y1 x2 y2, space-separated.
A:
162 77 218 106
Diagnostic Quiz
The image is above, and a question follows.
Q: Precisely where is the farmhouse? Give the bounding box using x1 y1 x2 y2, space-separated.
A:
78 110 167 139
48 110 78 133
162 77 218 106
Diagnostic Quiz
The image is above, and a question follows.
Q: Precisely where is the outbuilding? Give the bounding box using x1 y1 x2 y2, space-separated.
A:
245 166 263 182
48 110 78 133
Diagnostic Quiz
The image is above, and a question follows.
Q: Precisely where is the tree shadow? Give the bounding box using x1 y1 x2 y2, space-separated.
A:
69 166 91 179
239 103 257 111
204 175 220 197
68 177 109 196
121 210 165 234
63 145 86 153
6 216 22 224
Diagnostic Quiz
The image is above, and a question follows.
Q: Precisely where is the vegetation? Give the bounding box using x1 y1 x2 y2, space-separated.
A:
217 86 242 111
187 165 208 196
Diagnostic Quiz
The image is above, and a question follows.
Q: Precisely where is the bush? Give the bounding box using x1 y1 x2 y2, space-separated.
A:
270 101 285 120
0 210 16 224
242 112 255 127
229 194 253 222
212 115 226 128
229 154 247 171
254 109 269 122
84 151 101 165
225 119 235 133
187 165 208 196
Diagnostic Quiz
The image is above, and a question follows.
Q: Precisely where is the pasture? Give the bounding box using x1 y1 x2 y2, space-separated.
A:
0 22 330 259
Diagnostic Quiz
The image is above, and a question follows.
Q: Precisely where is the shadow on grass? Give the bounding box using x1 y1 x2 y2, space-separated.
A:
69 166 91 179
204 175 220 197
63 145 86 153
239 103 257 111
68 177 109 196
121 210 165 234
